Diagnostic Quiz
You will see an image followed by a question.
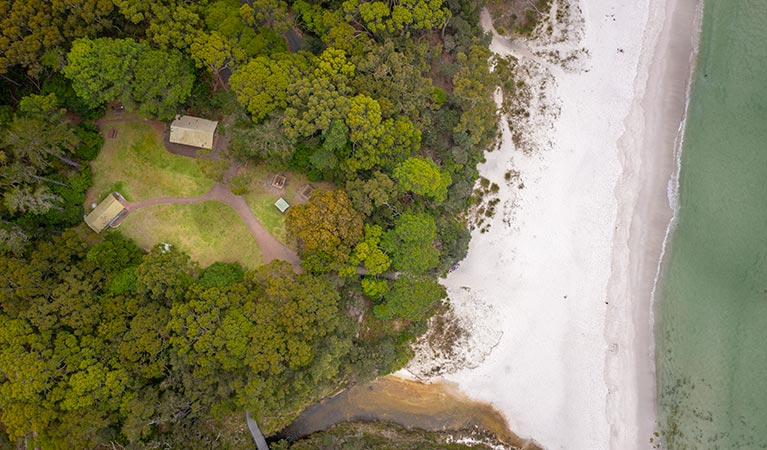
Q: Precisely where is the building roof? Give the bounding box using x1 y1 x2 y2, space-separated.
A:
169 115 218 149
85 193 127 233
274 197 290 213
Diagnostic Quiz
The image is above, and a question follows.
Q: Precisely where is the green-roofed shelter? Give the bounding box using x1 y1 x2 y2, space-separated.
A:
85 193 127 233
169 115 218 149
274 197 290 213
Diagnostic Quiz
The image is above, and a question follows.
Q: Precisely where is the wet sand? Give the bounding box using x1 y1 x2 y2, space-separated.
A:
278 376 541 449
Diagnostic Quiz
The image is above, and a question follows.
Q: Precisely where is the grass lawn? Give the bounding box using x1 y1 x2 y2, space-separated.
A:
238 164 335 245
84 117 335 268
88 120 214 204
117 201 263 269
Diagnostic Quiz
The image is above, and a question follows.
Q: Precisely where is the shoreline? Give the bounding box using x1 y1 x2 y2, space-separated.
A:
605 0 702 447
277 376 541 450
429 0 703 449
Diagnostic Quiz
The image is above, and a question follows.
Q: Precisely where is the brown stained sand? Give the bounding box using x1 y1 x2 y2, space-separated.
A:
281 376 543 450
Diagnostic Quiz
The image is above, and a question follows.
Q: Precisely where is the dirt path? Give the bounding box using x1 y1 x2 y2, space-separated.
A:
124 183 301 270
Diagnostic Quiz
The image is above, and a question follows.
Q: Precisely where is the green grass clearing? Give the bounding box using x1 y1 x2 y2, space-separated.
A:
84 118 337 268
238 164 335 245
117 201 263 269
88 120 214 204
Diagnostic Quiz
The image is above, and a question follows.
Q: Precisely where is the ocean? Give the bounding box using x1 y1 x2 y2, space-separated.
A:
656 0 767 449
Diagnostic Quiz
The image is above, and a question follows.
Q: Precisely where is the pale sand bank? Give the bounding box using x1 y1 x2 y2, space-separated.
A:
426 0 702 449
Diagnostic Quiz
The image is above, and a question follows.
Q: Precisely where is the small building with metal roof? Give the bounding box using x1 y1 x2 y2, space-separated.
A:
169 115 218 149
84 193 127 233
274 197 290 213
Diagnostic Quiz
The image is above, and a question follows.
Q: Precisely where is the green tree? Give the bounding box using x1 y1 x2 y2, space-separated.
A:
282 48 358 138
0 232 130 448
18 93 64 121
86 232 144 274
345 171 398 217
349 224 390 275
361 277 389 299
342 0 451 34
352 39 434 121
393 157 451 203
381 212 440 274
283 76 352 139
0 0 115 75
230 53 310 122
204 0 245 38
112 0 201 50
63 38 144 108
373 275 446 321
132 48 195 119
136 245 199 304
310 119 349 171
190 32 246 91
167 261 351 431
346 94 383 144
452 45 499 147
198 261 245 288
322 119 349 154
147 3 202 50
241 0 292 34
286 190 364 271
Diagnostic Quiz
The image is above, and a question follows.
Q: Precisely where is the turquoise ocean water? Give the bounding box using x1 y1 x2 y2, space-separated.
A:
657 0 767 449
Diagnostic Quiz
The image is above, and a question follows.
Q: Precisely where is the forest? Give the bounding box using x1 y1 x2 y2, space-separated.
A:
0 0 501 447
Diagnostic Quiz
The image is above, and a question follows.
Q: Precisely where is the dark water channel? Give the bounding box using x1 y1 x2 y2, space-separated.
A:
275 376 542 450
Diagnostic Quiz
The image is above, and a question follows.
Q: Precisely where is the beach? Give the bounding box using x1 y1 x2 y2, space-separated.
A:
430 0 702 449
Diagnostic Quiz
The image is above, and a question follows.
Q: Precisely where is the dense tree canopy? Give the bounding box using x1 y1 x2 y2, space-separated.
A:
0 0 502 445
131 48 195 119
0 236 360 446
230 53 311 122
373 275 446 321
393 156 451 203
63 38 144 108
63 38 194 117
286 190 364 271
381 212 441 274
0 0 115 75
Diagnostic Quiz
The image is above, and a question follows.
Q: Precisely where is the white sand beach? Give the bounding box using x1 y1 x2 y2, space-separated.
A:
432 0 702 449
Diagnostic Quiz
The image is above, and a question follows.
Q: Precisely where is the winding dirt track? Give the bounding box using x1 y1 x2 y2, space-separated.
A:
124 183 301 269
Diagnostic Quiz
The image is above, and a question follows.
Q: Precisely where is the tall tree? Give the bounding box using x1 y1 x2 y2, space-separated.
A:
241 0 292 34
132 48 195 119
373 274 446 321
136 245 199 305
381 212 440 274
345 171 398 217
342 0 451 34
190 32 246 91
452 45 499 147
285 190 364 271
230 53 311 122
1 117 80 172
393 156 451 203
63 38 144 108
0 0 115 75
352 40 434 121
